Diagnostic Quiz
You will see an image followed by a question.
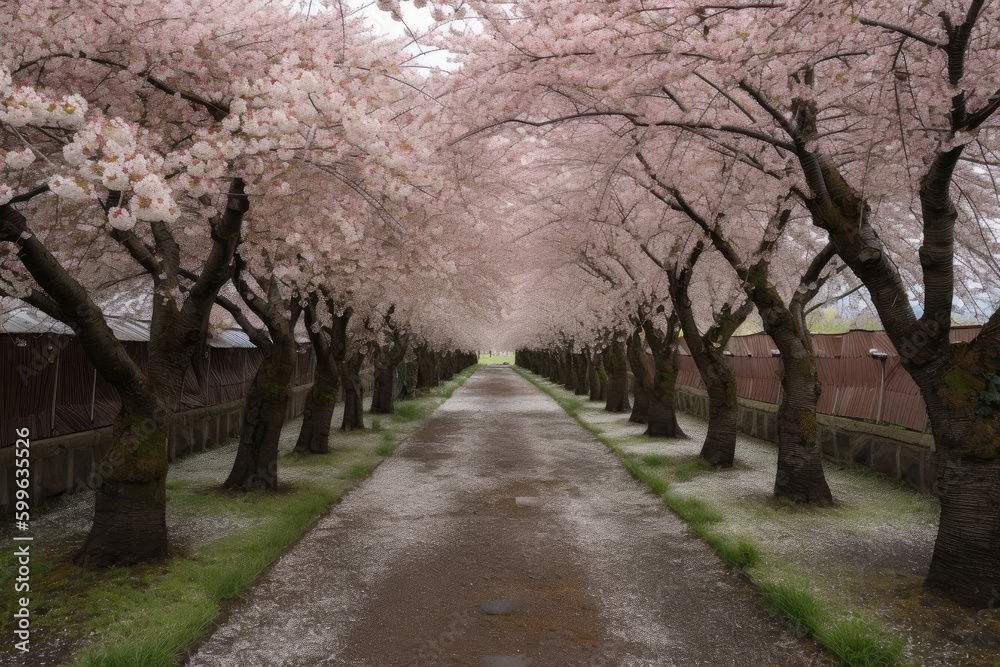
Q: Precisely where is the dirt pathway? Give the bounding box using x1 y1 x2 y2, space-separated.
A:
187 367 831 666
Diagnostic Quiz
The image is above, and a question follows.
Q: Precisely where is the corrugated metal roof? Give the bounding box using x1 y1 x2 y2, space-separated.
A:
106 318 151 342
0 310 74 336
209 328 256 349
2 309 256 349
1 309 149 341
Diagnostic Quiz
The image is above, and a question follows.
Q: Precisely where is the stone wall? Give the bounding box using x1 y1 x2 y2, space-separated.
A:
675 387 937 494
0 384 312 512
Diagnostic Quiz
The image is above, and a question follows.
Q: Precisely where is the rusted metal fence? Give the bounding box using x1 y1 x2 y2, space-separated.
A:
677 326 981 432
1 324 315 448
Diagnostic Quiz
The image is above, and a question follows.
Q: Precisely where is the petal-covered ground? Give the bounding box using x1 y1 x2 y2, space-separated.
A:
187 366 830 666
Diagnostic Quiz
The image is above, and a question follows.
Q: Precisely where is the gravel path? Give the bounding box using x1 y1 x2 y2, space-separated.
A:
187 366 830 666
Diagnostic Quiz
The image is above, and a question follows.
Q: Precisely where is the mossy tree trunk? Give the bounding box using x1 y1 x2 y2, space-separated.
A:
627 329 653 424
753 244 836 505
725 21 1000 602
661 240 754 467
922 353 1000 606
573 351 589 395
74 390 173 566
799 125 1000 603
294 299 342 455
294 358 338 454
370 308 408 415
225 335 297 490
603 338 631 413
222 255 303 491
587 349 603 401
642 316 685 438
340 349 367 431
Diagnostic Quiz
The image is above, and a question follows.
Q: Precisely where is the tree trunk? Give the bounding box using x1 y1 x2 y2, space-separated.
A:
698 357 740 466
341 353 366 431
916 347 1000 607
225 338 296 491
294 356 339 454
743 243 834 504
561 347 578 392
3 179 249 565
801 145 1000 603
72 395 170 567
416 348 436 390
764 310 832 505
370 335 407 415
400 360 417 398
925 447 1000 608
440 351 454 382
646 350 684 438
588 350 603 401
603 339 631 413
630 386 650 423
573 352 588 395
642 318 684 438
667 251 751 468
627 331 652 424
370 364 396 414
549 349 561 383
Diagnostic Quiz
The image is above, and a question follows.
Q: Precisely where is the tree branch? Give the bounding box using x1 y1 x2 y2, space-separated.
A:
858 18 942 49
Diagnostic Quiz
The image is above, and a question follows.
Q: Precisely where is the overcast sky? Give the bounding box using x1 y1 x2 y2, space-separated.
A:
353 1 457 71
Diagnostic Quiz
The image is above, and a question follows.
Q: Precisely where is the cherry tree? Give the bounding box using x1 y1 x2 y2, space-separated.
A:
811 2 1000 605
0 0 435 563
650 0 1000 606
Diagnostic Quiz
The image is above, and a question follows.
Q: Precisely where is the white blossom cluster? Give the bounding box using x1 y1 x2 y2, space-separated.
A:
0 68 88 131
0 68 89 205
57 116 180 229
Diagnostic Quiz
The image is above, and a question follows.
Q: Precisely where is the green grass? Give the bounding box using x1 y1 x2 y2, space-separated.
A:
375 432 396 456
640 454 670 467
2 364 481 667
822 618 904 667
665 494 724 526
478 352 515 365
673 458 711 482
621 455 670 496
759 581 826 635
67 484 336 667
703 533 760 569
371 416 382 431
636 453 711 482
342 462 376 480
758 582 903 667
394 402 426 422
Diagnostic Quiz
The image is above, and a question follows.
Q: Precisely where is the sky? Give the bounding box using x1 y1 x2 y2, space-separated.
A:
352 1 458 71
286 1 464 71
